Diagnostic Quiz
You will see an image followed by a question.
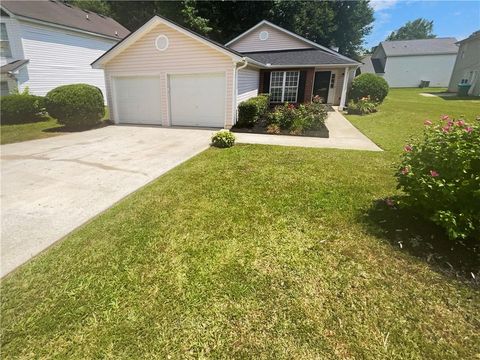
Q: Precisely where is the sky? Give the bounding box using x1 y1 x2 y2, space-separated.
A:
366 0 480 48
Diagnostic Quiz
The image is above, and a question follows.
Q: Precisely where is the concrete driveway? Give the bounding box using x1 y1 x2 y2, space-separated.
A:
1 126 212 277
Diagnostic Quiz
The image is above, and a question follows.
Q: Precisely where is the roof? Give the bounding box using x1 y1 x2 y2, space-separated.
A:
1 59 29 74
243 49 358 67
380 38 458 57
92 15 243 68
226 20 360 65
1 0 129 40
360 55 374 73
457 30 480 45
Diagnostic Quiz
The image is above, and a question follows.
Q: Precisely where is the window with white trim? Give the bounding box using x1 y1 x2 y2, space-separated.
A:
269 71 300 103
0 23 12 58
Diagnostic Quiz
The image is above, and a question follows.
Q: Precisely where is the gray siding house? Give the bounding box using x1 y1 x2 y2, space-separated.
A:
448 30 480 96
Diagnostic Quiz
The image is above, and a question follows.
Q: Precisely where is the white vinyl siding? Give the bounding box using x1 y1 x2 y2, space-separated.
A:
229 24 311 52
270 71 299 103
448 36 480 96
237 67 259 103
383 54 457 87
104 22 235 128
18 21 116 97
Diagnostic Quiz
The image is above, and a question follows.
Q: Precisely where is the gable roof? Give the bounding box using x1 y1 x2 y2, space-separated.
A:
457 30 480 45
1 0 129 40
380 38 458 57
244 49 358 67
360 55 384 74
92 15 244 68
226 20 359 64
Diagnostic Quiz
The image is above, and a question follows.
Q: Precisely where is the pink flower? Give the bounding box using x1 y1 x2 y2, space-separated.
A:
430 170 439 177
404 145 412 152
441 115 449 121
401 167 409 175
385 198 395 207
465 127 473 133
456 120 465 127
447 120 454 127
424 120 432 125
442 126 451 133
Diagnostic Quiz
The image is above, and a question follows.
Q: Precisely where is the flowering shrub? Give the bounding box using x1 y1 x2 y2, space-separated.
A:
396 115 480 240
211 130 235 148
347 96 378 115
266 98 328 134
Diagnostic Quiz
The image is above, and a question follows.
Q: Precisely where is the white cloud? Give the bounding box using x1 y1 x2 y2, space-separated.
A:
370 0 399 11
377 11 392 25
453 11 462 16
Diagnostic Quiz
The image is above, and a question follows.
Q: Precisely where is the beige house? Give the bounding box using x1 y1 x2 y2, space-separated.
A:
92 16 359 128
448 30 480 96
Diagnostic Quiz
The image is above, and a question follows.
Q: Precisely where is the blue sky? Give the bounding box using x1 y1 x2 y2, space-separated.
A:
366 0 480 48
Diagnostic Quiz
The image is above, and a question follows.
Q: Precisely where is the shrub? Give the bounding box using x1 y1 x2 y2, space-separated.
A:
266 99 328 134
237 94 269 128
46 84 104 128
211 130 235 148
347 96 378 115
396 116 480 240
350 73 389 103
266 124 280 134
0 93 45 124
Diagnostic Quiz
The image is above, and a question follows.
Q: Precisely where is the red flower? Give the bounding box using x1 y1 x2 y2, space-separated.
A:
404 145 412 152
441 115 449 121
401 167 409 175
465 127 473 133
447 120 454 127
442 126 451 133
385 198 395 207
430 170 439 177
288 104 295 109
424 120 432 125
456 120 465 127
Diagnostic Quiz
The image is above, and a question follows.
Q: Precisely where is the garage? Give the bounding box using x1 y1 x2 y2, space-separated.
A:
113 76 162 125
169 73 225 128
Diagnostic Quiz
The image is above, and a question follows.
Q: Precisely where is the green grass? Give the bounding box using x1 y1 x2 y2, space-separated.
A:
0 117 63 145
1 89 479 358
1 108 111 145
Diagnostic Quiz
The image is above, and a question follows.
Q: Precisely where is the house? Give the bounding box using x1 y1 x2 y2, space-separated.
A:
91 16 360 128
447 30 480 96
0 0 129 97
360 38 459 87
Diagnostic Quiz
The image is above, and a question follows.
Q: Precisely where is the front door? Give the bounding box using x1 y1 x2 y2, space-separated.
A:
313 71 331 103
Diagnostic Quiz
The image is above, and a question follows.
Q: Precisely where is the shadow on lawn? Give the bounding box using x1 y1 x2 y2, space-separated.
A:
43 119 112 133
360 197 480 285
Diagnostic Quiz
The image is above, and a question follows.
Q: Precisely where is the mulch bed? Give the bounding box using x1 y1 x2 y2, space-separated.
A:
231 118 329 138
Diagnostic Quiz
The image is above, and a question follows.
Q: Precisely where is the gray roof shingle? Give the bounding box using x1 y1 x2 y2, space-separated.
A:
380 38 458 57
1 0 129 39
243 49 358 66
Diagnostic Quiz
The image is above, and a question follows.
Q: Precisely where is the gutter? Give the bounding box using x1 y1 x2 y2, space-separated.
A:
232 57 248 126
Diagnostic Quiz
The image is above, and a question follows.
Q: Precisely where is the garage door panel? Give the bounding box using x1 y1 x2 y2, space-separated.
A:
114 76 162 125
169 73 225 127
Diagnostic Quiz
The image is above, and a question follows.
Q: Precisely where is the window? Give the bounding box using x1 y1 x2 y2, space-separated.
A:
259 31 269 41
0 23 12 58
155 34 169 51
330 73 336 89
0 81 9 96
269 71 299 103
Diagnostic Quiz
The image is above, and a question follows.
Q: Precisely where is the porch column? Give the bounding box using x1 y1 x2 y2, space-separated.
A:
304 68 315 102
339 67 349 110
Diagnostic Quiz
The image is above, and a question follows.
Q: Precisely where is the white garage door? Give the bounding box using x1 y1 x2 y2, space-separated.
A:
113 76 162 125
169 73 225 127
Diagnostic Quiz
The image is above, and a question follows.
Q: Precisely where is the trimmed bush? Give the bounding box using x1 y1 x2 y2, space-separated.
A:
396 116 480 240
46 84 104 128
0 94 45 124
350 73 389 103
237 94 269 128
347 96 378 115
211 130 235 148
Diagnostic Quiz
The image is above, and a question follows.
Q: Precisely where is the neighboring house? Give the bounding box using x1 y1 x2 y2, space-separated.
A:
447 30 480 96
92 16 359 129
0 0 129 97
360 38 458 87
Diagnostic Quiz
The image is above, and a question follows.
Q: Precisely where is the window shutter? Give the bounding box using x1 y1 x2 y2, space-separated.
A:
297 70 307 102
262 71 271 94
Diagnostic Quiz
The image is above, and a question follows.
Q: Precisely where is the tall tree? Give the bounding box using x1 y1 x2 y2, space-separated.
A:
386 18 436 41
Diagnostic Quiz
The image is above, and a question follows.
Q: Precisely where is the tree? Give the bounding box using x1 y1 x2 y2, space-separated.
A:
386 18 436 41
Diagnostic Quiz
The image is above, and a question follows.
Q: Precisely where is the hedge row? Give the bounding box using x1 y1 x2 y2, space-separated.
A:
237 94 269 128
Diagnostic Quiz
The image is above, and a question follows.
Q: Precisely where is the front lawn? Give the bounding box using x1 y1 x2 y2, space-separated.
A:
1 88 479 358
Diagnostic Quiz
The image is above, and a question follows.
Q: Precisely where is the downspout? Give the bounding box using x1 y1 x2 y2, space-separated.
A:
232 57 248 127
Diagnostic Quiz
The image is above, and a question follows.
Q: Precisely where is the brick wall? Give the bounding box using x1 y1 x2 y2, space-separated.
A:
304 68 315 103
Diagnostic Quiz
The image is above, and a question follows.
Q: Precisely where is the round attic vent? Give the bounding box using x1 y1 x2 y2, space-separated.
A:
259 31 269 41
155 35 169 51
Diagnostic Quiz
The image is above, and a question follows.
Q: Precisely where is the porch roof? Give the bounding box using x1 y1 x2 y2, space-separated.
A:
243 49 359 67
